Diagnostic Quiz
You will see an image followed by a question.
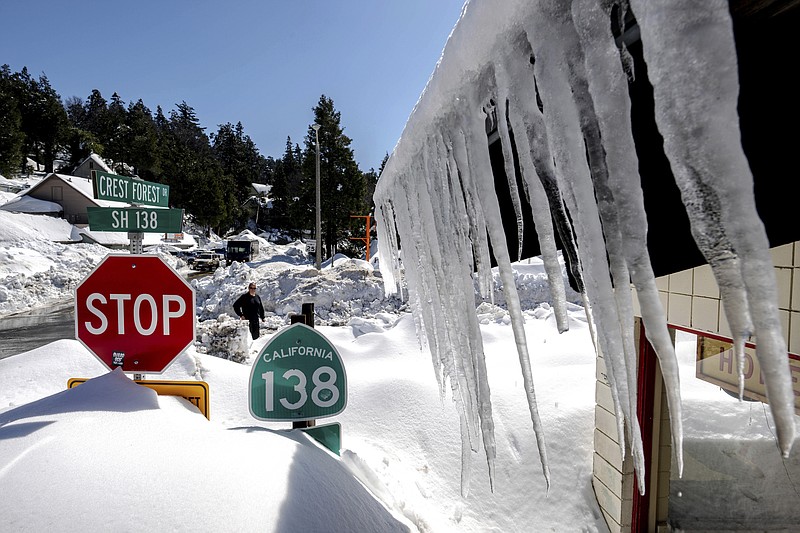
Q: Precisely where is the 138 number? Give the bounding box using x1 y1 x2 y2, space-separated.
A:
261 366 340 412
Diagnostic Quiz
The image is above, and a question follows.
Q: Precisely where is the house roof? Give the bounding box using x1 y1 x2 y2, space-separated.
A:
77 153 113 174
23 173 128 208
252 183 271 195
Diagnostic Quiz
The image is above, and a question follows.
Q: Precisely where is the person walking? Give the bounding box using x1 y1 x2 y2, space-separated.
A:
233 282 265 340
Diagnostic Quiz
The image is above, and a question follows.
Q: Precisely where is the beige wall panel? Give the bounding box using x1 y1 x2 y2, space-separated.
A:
693 264 719 299
771 243 794 267
691 296 720 333
776 267 792 310
594 477 623 526
667 293 692 327
593 452 623 490
596 405 619 442
780 309 791 346
670 269 693 295
793 268 800 312
595 429 624 471
656 275 669 292
596 356 609 384
601 508 622 533
596 380 615 412
791 311 800 355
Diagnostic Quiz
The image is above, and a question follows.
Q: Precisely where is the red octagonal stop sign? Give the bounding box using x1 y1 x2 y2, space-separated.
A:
75 254 196 373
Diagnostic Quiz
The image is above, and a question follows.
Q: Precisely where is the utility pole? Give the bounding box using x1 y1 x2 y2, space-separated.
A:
312 123 322 270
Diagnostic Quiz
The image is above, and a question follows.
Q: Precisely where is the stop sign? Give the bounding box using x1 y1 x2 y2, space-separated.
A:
75 254 196 373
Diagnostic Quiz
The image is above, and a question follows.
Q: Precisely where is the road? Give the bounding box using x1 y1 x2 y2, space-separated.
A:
0 269 209 361
0 305 76 361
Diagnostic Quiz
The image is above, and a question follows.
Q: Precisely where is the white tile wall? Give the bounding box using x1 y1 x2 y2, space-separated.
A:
652 241 800 354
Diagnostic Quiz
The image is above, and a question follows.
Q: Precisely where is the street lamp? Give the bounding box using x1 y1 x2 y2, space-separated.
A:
312 123 322 270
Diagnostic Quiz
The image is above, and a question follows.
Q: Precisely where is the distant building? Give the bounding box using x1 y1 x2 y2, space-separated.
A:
71 153 113 179
14 173 126 225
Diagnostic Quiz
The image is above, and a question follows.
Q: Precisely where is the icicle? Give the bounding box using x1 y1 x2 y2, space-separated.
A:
630 0 796 455
491 97 526 262
449 117 494 302
571 0 686 475
457 87 551 489
524 1 646 490
494 33 576 334
375 200 403 299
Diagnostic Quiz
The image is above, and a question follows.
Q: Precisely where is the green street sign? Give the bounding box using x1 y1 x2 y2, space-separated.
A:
92 170 170 207
249 323 348 421
86 206 184 233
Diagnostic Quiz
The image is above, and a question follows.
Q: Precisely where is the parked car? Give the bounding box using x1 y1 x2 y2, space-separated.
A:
192 252 221 272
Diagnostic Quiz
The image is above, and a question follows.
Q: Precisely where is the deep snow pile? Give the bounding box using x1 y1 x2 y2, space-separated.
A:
0 209 577 370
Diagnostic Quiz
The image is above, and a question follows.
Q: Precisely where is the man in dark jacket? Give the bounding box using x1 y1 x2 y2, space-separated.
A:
233 282 265 340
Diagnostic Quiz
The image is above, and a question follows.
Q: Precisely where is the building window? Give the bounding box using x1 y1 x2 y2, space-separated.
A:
51 186 63 201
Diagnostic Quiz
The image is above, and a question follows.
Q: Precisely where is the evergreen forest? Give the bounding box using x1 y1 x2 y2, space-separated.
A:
0 65 386 259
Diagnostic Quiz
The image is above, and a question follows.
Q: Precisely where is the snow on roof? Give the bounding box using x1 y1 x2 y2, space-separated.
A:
25 157 44 172
24 173 128 208
0 195 62 214
252 183 271 195
78 153 113 174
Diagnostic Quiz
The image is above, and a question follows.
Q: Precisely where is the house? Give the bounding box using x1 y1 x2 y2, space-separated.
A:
374 1 800 531
15 172 126 225
251 182 273 209
71 153 113 179
24 157 45 174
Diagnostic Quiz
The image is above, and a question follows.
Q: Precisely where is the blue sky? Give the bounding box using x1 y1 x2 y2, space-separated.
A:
0 1 466 171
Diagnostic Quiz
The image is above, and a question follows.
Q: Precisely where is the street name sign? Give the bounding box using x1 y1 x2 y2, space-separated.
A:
87 206 183 233
91 170 170 207
75 255 195 374
249 323 348 421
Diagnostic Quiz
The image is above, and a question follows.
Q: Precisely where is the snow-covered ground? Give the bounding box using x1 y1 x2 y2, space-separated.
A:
1 203 798 531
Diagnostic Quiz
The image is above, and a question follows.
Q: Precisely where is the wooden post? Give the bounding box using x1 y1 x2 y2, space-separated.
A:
293 302 316 429
302 302 315 328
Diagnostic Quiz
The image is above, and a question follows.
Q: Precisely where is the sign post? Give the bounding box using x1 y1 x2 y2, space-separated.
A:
75 255 196 374
249 323 347 422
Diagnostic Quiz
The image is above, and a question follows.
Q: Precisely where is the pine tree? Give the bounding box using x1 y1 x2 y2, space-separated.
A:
126 99 159 180
302 95 368 259
64 95 97 168
158 101 231 234
10 70 68 173
211 121 267 229
0 65 25 176
266 137 292 230
82 89 110 155
104 92 129 173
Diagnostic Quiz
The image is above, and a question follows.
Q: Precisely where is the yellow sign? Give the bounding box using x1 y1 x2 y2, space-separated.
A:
696 336 800 415
68 378 210 420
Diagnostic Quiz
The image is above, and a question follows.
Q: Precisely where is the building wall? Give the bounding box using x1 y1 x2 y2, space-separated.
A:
594 241 799 532
635 241 800 352
27 175 93 225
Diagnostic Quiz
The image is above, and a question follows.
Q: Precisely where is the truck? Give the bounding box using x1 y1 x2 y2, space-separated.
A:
192 252 222 272
226 240 259 265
